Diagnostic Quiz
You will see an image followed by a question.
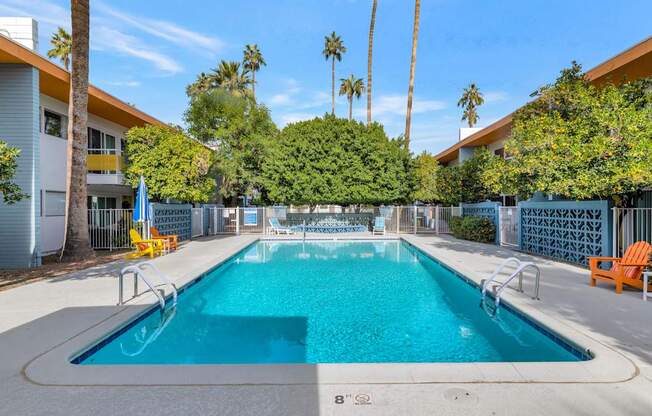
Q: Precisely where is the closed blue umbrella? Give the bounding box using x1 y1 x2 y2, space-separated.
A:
133 176 151 237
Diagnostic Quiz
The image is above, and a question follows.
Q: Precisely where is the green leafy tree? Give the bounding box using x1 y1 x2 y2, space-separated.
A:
457 83 484 127
322 32 347 115
184 89 278 202
47 27 72 70
413 148 498 205
0 140 26 204
243 44 266 101
482 63 652 203
123 125 215 202
186 72 214 98
411 152 443 203
339 74 365 121
212 60 252 98
262 116 412 206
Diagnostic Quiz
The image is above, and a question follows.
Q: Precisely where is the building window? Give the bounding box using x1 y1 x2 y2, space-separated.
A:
43 109 67 139
87 196 117 210
44 191 66 216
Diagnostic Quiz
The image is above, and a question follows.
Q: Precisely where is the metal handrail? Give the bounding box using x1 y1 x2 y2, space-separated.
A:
482 259 541 308
137 262 177 307
481 257 522 297
118 262 178 309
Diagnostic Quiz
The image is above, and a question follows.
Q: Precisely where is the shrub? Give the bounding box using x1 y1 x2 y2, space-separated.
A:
449 216 496 243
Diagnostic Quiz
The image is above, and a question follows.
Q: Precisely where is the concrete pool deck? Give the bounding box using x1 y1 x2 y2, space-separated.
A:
1 234 652 415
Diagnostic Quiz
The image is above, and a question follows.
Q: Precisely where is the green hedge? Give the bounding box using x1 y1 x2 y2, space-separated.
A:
449 216 496 243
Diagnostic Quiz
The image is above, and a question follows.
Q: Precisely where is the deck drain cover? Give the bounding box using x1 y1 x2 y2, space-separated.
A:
443 388 478 405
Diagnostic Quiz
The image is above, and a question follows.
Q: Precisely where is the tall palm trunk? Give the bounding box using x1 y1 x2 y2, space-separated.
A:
252 71 256 101
404 0 421 150
348 97 353 121
367 0 377 126
62 0 93 260
331 57 335 115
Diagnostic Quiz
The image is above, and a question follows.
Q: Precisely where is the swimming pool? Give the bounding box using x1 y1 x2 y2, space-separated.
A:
73 240 588 365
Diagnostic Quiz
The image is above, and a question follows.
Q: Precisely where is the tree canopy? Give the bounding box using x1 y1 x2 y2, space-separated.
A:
0 140 26 204
262 115 413 206
123 125 215 202
482 63 652 203
184 88 277 202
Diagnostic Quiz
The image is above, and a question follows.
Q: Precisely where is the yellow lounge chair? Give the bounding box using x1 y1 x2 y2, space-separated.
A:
588 241 652 293
126 229 164 259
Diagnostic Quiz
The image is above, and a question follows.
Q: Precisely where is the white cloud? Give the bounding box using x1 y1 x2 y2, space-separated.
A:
0 1 69 27
355 94 447 118
95 1 225 55
279 112 318 126
105 80 141 87
270 94 293 106
93 26 183 74
483 91 509 103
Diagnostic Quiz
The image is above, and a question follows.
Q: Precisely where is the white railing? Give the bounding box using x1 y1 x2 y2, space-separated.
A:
613 208 652 257
88 208 134 250
197 205 464 237
499 206 519 247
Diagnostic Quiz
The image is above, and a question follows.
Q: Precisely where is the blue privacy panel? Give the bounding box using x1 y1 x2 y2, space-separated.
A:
462 201 500 244
152 203 192 241
518 199 612 266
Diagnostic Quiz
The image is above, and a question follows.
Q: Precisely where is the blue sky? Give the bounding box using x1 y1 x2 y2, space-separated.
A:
2 0 651 154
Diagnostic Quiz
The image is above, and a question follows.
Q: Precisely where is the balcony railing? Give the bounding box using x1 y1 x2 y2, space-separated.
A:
87 148 126 173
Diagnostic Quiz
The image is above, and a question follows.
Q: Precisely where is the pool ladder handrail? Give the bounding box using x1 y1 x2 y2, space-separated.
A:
118 262 178 310
481 257 541 307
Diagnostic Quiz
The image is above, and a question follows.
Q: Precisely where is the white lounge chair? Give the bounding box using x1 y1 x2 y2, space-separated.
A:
372 216 385 235
268 218 294 235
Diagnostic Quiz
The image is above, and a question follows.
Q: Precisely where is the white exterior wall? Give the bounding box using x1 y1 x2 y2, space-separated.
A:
0 17 38 51
39 94 131 254
487 138 507 154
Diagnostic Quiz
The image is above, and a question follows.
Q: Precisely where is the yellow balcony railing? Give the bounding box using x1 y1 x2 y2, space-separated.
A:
87 150 126 173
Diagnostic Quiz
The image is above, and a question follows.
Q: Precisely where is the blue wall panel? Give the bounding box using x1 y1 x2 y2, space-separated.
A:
0 64 40 268
518 199 612 266
152 203 192 241
461 201 500 244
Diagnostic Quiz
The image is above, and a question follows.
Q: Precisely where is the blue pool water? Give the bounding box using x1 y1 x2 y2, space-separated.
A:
76 241 586 364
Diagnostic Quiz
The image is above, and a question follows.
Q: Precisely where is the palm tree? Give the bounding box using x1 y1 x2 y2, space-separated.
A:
457 83 484 127
339 75 365 121
243 44 266 101
367 0 378 126
186 72 214 98
61 0 93 260
211 60 252 98
47 27 72 70
404 0 421 150
322 32 347 115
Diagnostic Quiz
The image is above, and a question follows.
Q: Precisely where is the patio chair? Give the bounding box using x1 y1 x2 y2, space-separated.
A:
150 226 178 251
588 241 652 293
268 218 294 235
126 229 164 259
372 216 385 235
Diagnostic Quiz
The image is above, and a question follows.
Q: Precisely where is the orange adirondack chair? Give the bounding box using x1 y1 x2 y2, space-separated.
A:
588 241 652 293
150 226 178 251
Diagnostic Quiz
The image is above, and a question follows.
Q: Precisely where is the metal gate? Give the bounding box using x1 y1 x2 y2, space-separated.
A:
499 206 519 247
613 208 652 257
191 208 204 238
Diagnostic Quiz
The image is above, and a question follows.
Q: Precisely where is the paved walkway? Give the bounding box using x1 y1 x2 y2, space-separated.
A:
1 234 651 415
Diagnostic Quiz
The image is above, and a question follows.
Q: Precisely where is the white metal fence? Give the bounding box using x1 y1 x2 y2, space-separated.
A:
499 206 519 247
88 209 134 250
613 208 652 257
202 205 459 236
